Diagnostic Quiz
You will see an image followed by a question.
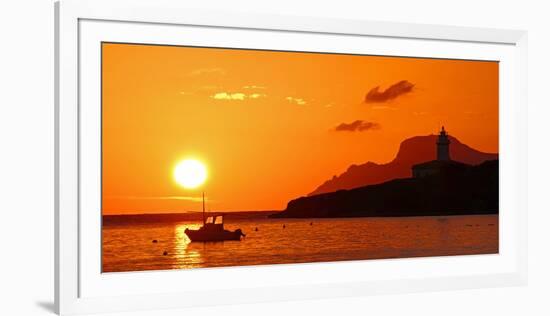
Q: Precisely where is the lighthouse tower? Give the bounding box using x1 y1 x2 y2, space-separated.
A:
437 126 450 161
412 126 467 178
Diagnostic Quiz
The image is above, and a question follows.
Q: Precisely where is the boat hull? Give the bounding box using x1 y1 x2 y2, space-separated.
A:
184 228 243 242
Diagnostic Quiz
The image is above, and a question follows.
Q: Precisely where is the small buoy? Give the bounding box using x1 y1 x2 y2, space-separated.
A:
282 224 286 229
163 251 168 256
310 222 313 226
152 239 158 243
255 227 258 231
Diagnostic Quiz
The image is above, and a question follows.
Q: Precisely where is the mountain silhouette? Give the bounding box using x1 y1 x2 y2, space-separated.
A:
272 160 498 218
308 135 498 196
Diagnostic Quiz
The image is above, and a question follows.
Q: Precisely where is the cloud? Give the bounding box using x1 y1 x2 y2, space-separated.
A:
249 93 267 99
199 85 223 91
286 97 307 105
212 92 246 100
106 196 207 202
334 120 380 132
371 105 397 111
210 92 267 101
188 68 226 76
365 80 414 103
243 85 267 89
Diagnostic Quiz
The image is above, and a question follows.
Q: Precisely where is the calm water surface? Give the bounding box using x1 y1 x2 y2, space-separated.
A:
102 215 498 272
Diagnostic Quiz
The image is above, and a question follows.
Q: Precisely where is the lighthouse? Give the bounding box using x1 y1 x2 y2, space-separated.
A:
411 126 467 178
437 126 450 161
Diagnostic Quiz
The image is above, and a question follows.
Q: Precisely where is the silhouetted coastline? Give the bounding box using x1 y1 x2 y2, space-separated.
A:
271 130 499 219
103 210 278 226
271 160 498 218
309 134 498 196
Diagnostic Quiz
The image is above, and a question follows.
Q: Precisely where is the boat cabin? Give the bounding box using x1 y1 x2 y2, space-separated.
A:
202 214 225 231
206 215 223 224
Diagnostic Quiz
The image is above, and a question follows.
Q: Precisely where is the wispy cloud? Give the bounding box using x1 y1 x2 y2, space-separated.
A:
243 85 267 89
211 92 267 101
212 92 247 100
249 93 267 99
188 68 226 76
106 196 207 202
365 80 414 103
334 120 380 132
286 96 307 105
199 85 223 91
371 105 397 110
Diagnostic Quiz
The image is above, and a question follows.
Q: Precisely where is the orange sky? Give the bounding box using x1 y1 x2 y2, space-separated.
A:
102 43 498 214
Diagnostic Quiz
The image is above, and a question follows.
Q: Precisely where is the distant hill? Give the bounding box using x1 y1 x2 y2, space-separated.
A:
272 160 498 218
103 211 278 226
309 135 498 196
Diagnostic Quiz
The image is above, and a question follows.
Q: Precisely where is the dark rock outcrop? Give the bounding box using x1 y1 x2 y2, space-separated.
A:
308 135 498 196
272 160 498 218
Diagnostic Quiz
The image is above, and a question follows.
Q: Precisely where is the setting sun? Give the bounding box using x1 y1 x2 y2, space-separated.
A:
174 159 208 189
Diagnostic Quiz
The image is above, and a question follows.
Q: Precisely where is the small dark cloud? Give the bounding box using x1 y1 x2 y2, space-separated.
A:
334 120 380 132
365 80 414 103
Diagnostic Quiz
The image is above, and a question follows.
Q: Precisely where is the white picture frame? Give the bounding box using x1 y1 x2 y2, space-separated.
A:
55 0 528 314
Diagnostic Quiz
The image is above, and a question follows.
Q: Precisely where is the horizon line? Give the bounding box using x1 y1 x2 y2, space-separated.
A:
102 210 282 216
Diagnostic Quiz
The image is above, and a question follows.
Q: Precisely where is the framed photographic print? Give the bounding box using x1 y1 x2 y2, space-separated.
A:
55 0 527 314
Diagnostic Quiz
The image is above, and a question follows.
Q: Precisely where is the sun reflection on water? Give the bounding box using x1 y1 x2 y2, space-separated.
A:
173 223 203 269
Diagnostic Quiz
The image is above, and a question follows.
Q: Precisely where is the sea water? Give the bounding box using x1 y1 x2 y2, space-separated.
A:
102 214 498 272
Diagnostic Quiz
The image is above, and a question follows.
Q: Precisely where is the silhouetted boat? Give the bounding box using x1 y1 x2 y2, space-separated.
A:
184 193 245 242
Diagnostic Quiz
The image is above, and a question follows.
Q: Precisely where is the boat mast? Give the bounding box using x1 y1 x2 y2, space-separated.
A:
202 191 206 225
